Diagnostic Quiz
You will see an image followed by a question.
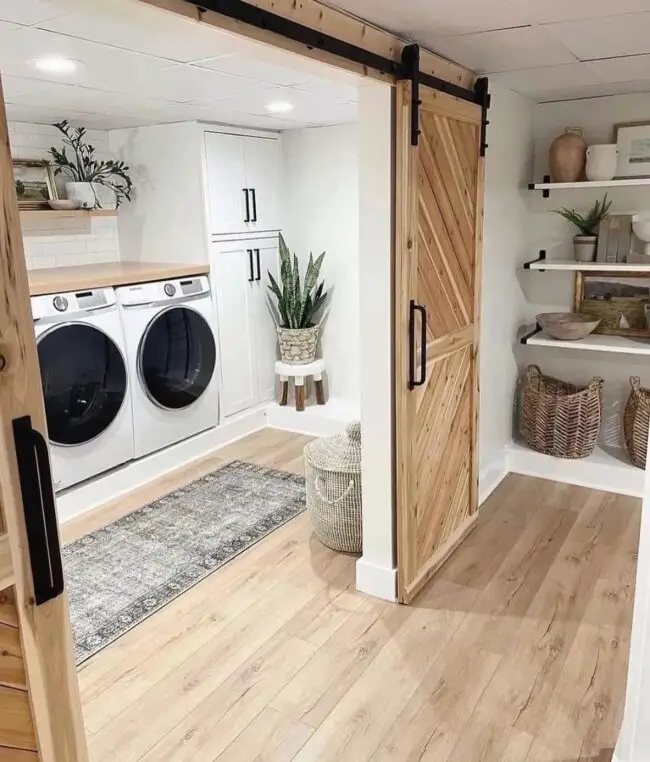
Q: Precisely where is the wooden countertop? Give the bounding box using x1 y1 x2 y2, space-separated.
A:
28 261 210 296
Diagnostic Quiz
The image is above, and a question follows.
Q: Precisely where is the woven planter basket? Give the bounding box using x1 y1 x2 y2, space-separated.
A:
519 365 604 459
304 422 362 553
624 377 650 469
277 325 319 364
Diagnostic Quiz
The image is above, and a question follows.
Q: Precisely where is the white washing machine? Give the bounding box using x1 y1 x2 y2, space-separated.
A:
32 287 134 492
116 276 218 458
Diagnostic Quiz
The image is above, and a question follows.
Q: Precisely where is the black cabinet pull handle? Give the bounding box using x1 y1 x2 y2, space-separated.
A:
12 415 65 606
243 189 251 223
255 249 261 281
408 300 427 390
247 249 255 282
250 188 257 222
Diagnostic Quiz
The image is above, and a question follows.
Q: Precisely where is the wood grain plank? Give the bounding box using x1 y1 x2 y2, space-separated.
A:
0 589 18 630
0 535 13 590
0 621 27 691
0 686 37 751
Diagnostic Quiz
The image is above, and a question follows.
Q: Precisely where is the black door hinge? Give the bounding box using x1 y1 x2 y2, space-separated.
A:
474 77 491 157
400 44 421 146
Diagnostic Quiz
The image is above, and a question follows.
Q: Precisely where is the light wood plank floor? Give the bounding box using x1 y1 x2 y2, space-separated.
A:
72 429 640 762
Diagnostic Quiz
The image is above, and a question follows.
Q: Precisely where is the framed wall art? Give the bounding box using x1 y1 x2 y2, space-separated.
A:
574 271 650 337
11 158 58 209
615 121 650 178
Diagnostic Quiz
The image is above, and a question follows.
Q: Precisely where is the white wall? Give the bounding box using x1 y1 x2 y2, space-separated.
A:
521 94 650 452
109 121 208 265
281 123 360 404
479 84 534 494
9 121 120 269
355 82 395 601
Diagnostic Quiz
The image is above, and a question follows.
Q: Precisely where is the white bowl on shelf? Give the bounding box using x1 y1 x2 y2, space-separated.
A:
633 213 650 255
48 199 82 211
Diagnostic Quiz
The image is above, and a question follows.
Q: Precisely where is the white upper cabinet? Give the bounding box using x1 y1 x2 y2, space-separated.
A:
205 130 281 236
244 136 282 234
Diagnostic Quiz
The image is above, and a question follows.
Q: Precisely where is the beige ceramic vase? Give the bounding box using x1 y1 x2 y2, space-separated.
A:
549 127 587 182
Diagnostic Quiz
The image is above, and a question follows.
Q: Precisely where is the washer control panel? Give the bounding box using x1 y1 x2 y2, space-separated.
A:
164 283 177 297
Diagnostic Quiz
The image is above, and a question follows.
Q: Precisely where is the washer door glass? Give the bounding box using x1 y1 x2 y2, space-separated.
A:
38 324 127 446
139 307 216 410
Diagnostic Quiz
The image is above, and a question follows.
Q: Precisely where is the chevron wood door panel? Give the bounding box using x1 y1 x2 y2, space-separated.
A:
396 82 484 603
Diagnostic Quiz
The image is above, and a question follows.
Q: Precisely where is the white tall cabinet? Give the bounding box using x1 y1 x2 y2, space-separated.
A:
110 121 282 421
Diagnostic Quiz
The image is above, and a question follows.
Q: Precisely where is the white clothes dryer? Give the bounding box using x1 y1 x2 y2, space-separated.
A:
115 276 218 458
32 287 134 492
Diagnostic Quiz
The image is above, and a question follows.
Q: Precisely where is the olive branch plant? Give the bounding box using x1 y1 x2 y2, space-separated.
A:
48 120 133 208
267 235 328 329
552 194 612 236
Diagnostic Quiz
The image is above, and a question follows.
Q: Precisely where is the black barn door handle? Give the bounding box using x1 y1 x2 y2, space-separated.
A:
255 249 261 281
243 189 251 223
408 300 427 390
250 188 257 222
12 415 65 605
247 249 255 282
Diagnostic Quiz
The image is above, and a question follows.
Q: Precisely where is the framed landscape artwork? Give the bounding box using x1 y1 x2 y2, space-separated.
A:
574 272 650 337
12 158 57 209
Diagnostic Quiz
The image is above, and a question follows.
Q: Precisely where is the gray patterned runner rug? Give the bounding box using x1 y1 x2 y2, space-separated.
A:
63 460 305 664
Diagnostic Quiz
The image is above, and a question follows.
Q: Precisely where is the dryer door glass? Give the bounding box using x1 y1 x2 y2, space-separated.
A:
38 324 127 446
139 307 216 410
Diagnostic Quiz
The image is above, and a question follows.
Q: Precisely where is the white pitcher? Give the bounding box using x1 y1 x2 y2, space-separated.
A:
585 144 618 181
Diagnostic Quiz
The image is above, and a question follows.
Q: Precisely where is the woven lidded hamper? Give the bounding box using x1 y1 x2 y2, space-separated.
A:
624 377 650 469
519 365 604 459
304 422 362 553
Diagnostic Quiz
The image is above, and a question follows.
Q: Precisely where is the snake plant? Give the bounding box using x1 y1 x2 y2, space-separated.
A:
267 235 328 328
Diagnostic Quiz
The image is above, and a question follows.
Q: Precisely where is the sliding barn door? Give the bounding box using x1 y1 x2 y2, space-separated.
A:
0 76 88 760
395 82 484 603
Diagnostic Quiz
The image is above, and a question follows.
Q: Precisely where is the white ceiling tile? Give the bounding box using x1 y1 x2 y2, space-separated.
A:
193 54 321 87
0 0 82 26
0 75 52 99
544 12 650 60
431 25 577 73
38 0 244 62
515 0 650 24
0 19 20 35
490 62 599 97
586 54 650 83
290 78 358 103
327 0 531 36
538 80 650 102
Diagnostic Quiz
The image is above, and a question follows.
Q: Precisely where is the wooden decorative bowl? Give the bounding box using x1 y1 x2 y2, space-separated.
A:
536 312 601 341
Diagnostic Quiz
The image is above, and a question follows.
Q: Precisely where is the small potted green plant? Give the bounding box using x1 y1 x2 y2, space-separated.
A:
48 120 133 210
553 194 612 262
267 235 328 364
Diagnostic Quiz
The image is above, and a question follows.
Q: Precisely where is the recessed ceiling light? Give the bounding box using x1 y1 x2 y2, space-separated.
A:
31 56 79 75
266 101 293 114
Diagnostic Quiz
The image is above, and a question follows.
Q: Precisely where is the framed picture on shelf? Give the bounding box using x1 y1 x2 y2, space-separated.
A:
11 158 57 209
574 271 650 337
614 121 650 178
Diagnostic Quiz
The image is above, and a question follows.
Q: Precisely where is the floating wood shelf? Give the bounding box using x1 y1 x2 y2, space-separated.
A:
522 329 650 356
529 177 650 192
523 255 650 273
19 209 117 220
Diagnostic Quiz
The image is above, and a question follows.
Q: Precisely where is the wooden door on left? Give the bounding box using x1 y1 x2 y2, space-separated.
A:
0 76 88 760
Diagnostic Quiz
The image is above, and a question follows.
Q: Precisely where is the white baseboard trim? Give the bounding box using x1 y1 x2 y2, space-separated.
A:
265 397 360 437
479 455 508 506
355 558 397 601
56 408 266 524
507 442 644 498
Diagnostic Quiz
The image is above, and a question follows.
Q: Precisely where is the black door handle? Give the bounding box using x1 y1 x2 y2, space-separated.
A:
243 189 251 223
12 415 65 606
255 249 261 281
250 188 257 222
408 300 427 389
247 249 255 282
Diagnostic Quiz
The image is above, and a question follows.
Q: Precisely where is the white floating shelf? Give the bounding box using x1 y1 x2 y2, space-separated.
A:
524 257 650 272
529 177 650 191
523 330 650 356
507 442 643 498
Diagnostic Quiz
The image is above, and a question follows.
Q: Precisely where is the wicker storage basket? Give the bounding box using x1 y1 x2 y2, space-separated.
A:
304 422 362 553
519 365 604 459
624 377 650 469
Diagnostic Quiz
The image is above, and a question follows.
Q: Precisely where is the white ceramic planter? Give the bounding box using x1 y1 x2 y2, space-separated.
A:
586 144 618 181
65 182 117 210
574 235 598 262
